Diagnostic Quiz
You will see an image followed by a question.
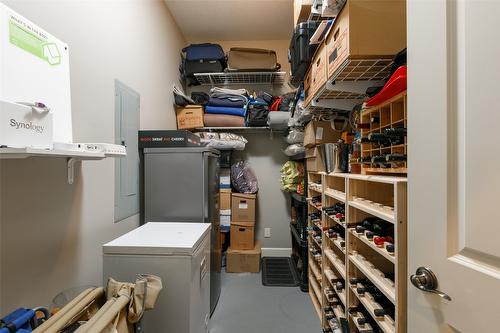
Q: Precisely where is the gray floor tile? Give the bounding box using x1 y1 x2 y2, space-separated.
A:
209 271 321 333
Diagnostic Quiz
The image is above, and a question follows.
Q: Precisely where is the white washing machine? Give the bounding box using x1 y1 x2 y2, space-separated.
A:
103 222 211 333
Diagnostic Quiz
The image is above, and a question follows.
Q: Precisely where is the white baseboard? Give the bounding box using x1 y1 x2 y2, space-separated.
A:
261 247 292 257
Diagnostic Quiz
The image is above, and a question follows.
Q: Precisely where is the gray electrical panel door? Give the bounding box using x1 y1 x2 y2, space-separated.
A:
114 80 140 222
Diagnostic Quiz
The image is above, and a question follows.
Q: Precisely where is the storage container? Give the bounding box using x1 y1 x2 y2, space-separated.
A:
175 105 204 130
289 21 321 81
220 189 232 211
219 149 232 168
326 0 406 79
230 221 255 250
231 193 256 222
227 241 261 273
303 120 340 148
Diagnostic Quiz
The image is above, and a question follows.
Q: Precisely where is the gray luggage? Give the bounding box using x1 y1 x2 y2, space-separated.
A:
226 47 281 71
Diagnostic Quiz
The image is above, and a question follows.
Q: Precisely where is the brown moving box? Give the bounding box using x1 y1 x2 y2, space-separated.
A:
231 193 256 222
175 105 204 130
227 241 261 273
294 0 313 25
306 147 325 173
230 221 255 250
326 0 406 78
220 189 232 211
304 121 340 148
307 41 328 105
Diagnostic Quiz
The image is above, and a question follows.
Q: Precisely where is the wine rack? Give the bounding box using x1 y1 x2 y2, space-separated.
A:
307 172 407 333
359 91 407 175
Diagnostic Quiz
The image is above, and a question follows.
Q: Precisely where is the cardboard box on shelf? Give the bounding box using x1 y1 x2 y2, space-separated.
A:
227 241 261 273
325 0 406 78
294 0 313 25
306 147 325 173
175 105 204 130
220 189 231 210
230 221 255 250
308 41 328 103
220 168 231 189
231 193 256 222
304 121 340 148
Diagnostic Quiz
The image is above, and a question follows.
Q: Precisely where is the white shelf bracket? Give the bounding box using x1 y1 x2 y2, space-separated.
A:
67 157 80 185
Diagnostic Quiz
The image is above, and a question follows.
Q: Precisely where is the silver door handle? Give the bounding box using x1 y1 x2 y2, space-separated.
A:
410 267 452 301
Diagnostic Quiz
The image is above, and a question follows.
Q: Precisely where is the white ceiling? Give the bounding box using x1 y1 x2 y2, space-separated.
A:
164 0 293 42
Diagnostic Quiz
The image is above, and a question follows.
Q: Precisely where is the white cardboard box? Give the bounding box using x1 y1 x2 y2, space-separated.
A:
220 214 231 228
0 100 53 149
0 3 72 144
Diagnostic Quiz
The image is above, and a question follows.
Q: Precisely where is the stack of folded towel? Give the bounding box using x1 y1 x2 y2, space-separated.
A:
204 88 249 127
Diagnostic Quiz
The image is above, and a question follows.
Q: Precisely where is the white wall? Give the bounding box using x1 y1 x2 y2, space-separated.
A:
0 0 185 313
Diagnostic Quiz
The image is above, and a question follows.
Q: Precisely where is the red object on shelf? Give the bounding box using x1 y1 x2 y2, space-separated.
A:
365 66 407 107
374 236 394 247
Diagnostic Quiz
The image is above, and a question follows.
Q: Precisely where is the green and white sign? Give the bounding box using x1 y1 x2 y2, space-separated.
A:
9 19 61 65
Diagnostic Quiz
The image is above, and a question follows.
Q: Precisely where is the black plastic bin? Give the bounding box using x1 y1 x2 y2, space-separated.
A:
288 21 322 81
219 149 233 168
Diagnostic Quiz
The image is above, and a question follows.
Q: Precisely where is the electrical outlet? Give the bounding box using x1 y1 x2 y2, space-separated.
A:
264 228 271 238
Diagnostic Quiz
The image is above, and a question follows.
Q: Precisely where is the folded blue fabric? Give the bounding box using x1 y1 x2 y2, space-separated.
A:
208 97 246 108
205 105 246 117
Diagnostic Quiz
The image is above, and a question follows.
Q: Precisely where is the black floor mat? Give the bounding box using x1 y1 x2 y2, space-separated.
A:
261 257 299 287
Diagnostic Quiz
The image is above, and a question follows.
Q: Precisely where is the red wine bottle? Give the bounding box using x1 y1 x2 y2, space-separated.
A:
386 154 407 162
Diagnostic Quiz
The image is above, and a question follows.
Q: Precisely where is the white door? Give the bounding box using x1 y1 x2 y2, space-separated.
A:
408 0 500 332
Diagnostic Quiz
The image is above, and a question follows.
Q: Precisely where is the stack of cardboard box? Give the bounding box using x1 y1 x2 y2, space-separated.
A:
304 120 341 172
219 169 231 232
227 193 261 273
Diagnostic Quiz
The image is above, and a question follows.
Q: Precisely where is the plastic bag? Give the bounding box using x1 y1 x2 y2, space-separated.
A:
280 161 304 193
285 128 305 144
231 161 258 194
198 132 248 150
283 144 305 157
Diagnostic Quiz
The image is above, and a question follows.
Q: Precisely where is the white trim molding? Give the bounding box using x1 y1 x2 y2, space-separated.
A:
261 248 292 257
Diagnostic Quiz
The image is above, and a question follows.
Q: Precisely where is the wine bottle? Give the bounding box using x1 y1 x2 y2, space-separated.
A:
373 307 395 318
368 133 388 142
386 154 407 162
349 277 370 285
371 155 389 166
358 156 372 165
384 127 407 137
357 284 378 295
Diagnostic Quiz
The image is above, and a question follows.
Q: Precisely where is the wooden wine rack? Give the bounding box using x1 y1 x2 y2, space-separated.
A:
360 91 407 175
307 172 407 333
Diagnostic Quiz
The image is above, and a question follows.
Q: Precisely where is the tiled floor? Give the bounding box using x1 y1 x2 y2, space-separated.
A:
209 270 321 333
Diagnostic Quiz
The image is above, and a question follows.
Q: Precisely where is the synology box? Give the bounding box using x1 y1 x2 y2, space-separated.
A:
0 100 53 149
0 3 72 144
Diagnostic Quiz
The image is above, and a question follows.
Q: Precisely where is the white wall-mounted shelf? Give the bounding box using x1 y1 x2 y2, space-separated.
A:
193 71 287 86
0 147 105 159
0 147 123 184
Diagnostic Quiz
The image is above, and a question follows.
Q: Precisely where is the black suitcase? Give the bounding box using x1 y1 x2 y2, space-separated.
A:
180 43 227 86
288 21 322 81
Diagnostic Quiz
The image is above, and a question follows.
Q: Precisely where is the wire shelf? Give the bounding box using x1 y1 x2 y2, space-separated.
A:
332 58 393 83
193 71 287 86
